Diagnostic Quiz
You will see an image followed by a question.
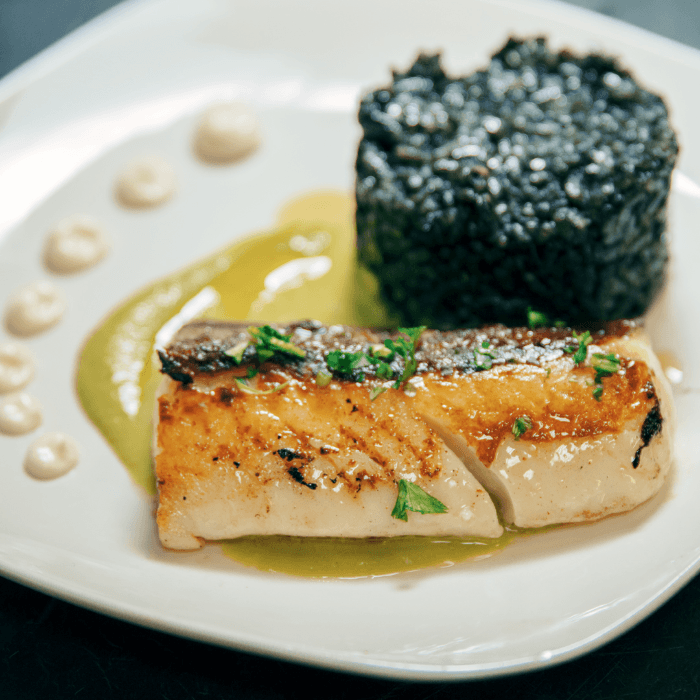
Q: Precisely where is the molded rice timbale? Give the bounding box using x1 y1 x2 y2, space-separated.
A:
355 37 679 328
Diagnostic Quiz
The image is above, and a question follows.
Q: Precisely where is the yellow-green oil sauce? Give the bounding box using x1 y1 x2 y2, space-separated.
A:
77 191 515 577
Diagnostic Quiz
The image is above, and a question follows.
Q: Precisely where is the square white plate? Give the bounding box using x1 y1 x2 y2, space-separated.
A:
1 0 699 681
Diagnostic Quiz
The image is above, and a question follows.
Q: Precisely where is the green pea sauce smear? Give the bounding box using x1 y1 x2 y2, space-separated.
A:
77 191 514 577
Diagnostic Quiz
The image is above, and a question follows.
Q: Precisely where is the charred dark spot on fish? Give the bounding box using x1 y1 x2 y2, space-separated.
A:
212 456 218 461
275 448 305 462
351 405 358 413
158 400 173 422
234 461 240 467
288 466 318 490
632 401 663 468
217 387 235 405
346 398 352 404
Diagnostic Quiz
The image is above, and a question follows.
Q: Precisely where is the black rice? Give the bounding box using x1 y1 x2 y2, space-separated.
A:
355 37 679 328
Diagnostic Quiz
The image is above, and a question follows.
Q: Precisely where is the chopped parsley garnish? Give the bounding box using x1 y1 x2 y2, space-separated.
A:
235 378 289 395
527 307 549 328
325 349 366 379
591 352 621 378
474 339 495 370
322 327 426 398
527 308 566 329
384 326 426 389
390 479 449 521
369 386 388 401
315 369 332 387
589 352 621 401
224 339 249 364
512 415 533 440
248 325 306 363
565 330 592 366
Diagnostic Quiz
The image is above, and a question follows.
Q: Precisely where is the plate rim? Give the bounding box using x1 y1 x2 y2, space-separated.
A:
1 0 699 681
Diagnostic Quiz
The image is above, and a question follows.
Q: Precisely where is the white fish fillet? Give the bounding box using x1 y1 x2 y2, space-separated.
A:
154 319 673 549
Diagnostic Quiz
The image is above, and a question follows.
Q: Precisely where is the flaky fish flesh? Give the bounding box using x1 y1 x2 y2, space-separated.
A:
154 319 673 550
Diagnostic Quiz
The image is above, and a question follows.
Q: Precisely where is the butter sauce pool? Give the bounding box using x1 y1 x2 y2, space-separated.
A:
77 191 515 577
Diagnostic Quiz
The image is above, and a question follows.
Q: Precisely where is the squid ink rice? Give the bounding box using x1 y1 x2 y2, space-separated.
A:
355 37 678 328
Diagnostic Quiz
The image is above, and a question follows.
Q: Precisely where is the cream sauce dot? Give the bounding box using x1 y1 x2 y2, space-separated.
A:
115 156 176 208
4 280 66 336
0 343 34 393
194 102 261 164
23 431 79 480
0 392 42 435
44 214 109 274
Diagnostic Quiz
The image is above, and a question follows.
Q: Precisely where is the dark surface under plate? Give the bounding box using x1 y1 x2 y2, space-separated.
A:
2 1 700 698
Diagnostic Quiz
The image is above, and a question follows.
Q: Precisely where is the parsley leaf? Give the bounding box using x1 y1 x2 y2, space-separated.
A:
248 325 306 363
384 326 426 389
512 415 533 440
527 307 549 328
390 479 449 521
589 352 621 401
315 369 332 387
369 386 388 401
591 352 621 378
224 339 249 364
325 349 366 380
568 330 592 366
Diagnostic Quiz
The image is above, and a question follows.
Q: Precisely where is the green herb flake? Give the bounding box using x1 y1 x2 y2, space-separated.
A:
224 339 249 364
571 330 593 366
474 349 493 371
235 378 289 395
591 352 621 377
325 349 366 380
315 370 332 387
588 352 621 401
368 343 392 359
527 307 549 328
512 415 533 440
248 325 306 363
369 386 388 401
384 326 426 389
390 479 449 522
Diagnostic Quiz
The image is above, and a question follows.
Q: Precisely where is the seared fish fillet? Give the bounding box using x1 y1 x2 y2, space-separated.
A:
155 319 673 550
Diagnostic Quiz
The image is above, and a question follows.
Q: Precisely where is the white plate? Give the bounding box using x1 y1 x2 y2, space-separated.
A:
1 0 700 681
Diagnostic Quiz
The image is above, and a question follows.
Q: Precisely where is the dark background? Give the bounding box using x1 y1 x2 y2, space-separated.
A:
2 1 700 698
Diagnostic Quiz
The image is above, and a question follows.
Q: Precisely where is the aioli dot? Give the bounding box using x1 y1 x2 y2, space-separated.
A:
0 343 34 393
4 280 66 336
23 432 79 480
115 156 176 208
44 214 109 274
0 392 42 435
194 102 262 164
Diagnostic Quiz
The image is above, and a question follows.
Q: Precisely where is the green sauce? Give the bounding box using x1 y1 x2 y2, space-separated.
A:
77 191 514 577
